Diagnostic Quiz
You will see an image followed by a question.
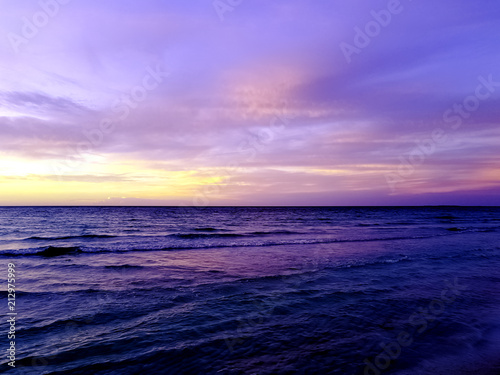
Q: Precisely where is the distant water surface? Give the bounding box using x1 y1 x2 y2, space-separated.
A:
0 206 499 374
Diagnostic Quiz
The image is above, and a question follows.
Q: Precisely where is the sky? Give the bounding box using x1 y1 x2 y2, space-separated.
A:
0 0 499 206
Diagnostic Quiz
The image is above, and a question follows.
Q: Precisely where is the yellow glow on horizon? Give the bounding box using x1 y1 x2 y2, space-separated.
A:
0 154 249 205
0 158 51 177
2 152 498 205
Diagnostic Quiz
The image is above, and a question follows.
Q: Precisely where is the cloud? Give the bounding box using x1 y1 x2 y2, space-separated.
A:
1 91 89 114
0 0 499 204
0 173 135 183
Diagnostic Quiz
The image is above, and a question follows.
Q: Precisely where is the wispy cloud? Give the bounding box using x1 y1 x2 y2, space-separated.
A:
0 0 499 205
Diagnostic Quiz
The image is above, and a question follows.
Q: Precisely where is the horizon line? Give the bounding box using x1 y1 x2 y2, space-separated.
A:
0 205 499 208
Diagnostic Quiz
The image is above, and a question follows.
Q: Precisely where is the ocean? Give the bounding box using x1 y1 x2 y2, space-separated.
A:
1 206 499 374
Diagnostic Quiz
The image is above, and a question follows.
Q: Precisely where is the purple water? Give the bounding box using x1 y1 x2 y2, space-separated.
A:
1 206 499 374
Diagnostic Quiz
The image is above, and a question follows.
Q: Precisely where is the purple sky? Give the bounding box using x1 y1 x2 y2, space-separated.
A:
1 0 499 205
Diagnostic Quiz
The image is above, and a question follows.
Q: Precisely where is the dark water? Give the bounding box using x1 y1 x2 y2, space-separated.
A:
1 206 499 374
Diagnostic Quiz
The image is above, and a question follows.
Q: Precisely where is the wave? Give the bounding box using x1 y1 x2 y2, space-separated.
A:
171 230 300 239
27 234 117 241
2 224 493 257
435 215 458 220
169 233 245 239
196 255 411 289
446 227 467 232
0 246 84 257
339 255 411 269
37 246 83 257
444 226 498 233
384 222 416 225
193 227 226 232
7 288 103 298
104 264 143 269
250 230 298 235
17 308 152 338
0 234 451 257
